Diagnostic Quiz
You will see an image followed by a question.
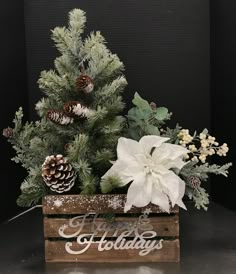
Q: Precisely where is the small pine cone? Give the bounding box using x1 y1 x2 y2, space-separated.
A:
76 74 94 93
3 127 13 138
47 109 73 125
64 101 93 118
187 175 201 189
64 101 79 117
150 102 157 110
42 155 76 193
64 143 72 151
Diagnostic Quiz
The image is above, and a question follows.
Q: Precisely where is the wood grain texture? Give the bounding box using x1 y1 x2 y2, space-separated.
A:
45 239 180 262
43 195 180 262
43 195 179 214
44 215 179 238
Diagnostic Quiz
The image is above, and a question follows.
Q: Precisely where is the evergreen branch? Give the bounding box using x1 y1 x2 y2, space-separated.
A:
38 70 71 97
79 31 106 61
51 27 72 54
72 159 92 179
95 76 127 103
101 95 126 116
99 116 126 135
88 44 124 84
86 106 108 128
80 175 97 195
69 9 86 38
100 176 124 193
186 186 210 211
66 134 90 162
10 121 38 170
54 54 79 77
13 107 24 133
195 163 232 177
35 97 62 117
94 149 114 170
17 186 44 207
180 162 232 182
17 173 46 207
161 124 182 144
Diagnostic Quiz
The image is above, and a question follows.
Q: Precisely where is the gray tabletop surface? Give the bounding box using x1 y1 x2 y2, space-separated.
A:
0 202 235 274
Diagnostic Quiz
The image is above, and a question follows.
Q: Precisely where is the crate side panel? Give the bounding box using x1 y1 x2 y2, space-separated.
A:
44 215 179 238
43 195 179 214
45 239 180 262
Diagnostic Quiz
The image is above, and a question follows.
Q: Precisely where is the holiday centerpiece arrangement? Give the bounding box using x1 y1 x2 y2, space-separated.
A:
3 9 231 262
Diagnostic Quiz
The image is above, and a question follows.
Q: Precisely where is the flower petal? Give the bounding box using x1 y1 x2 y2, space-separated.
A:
124 174 152 212
166 158 186 170
151 182 170 213
154 143 189 161
152 143 189 170
159 171 183 206
102 160 135 186
117 137 142 162
139 135 169 155
175 179 187 210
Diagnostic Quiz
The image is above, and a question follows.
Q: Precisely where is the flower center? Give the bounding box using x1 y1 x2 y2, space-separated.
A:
143 165 153 174
143 157 156 174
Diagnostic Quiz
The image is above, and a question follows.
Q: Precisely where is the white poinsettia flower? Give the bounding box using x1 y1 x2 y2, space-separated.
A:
102 135 189 213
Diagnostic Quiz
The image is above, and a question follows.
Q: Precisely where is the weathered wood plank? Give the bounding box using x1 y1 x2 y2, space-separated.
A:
43 195 179 214
45 239 180 262
43 195 180 262
44 215 179 238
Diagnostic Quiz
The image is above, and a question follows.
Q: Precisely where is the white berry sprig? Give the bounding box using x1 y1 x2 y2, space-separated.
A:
178 129 229 163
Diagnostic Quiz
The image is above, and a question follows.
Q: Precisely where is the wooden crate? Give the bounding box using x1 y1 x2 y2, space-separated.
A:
43 194 179 262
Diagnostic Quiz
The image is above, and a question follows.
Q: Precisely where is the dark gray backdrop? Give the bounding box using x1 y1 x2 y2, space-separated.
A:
2 0 234 222
0 0 28 222
211 0 236 211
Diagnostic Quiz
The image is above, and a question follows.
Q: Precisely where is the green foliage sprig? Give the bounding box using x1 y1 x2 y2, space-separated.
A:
126 92 172 140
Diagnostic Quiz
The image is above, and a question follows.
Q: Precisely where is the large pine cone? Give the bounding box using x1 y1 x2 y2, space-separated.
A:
42 155 76 193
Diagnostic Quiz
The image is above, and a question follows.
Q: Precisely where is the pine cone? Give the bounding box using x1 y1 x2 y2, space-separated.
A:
64 101 93 118
76 74 94 93
150 102 157 111
64 101 79 117
64 143 72 151
3 127 13 138
187 175 201 189
46 109 73 125
42 155 76 193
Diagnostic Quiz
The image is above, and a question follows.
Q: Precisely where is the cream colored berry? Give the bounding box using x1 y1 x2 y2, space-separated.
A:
189 144 197 152
200 133 206 140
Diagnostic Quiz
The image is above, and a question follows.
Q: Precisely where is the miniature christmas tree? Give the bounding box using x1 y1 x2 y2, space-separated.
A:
4 8 231 212
4 9 127 206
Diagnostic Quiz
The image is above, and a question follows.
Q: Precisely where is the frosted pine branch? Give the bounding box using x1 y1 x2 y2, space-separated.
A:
95 76 127 104
69 9 86 38
79 31 106 60
54 54 79 77
38 70 71 96
101 176 124 193
186 186 210 211
195 163 232 177
87 44 124 83
51 27 72 54
35 98 62 117
66 134 90 162
180 162 232 182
